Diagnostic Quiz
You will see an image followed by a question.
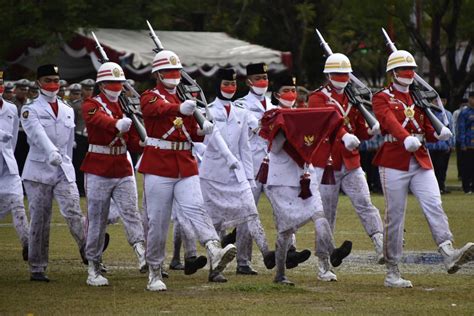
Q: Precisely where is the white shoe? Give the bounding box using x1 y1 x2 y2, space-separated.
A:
384 264 412 288
439 241 474 274
371 233 385 265
87 261 109 287
317 257 337 282
133 242 148 273
206 241 237 273
146 267 167 291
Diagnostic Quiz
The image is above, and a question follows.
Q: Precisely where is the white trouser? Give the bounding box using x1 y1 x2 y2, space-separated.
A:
379 158 453 265
320 166 383 237
0 174 29 247
143 174 219 269
84 174 144 262
24 171 85 273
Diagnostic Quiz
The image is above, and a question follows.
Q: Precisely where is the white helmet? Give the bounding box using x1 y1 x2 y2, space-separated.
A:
386 50 417 72
152 50 183 73
323 53 352 73
96 62 126 83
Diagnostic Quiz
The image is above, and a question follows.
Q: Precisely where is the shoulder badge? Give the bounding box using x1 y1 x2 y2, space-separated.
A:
233 102 244 109
22 110 29 119
149 96 158 103
88 108 97 116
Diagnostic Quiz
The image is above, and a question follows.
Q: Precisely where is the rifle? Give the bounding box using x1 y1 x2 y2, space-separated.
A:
315 29 379 129
381 28 448 133
91 32 147 142
146 20 212 128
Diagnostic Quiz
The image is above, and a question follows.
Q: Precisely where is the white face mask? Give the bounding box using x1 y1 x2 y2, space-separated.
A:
161 77 181 89
251 86 268 96
221 91 235 99
394 72 414 86
40 89 58 103
278 98 295 108
104 89 121 102
329 79 348 90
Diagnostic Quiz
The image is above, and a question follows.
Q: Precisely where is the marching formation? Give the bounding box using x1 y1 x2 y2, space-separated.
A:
1 27 473 292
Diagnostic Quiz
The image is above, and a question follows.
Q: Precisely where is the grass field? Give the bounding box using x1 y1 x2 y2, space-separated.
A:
0 155 473 315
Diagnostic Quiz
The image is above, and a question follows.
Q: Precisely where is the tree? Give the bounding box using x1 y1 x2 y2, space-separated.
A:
389 0 474 110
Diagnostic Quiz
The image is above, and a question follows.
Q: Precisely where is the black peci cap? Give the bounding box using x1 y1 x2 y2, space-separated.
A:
37 64 60 79
217 68 237 81
273 74 296 91
246 63 268 76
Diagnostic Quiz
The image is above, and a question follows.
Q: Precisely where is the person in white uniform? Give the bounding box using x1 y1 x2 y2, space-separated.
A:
200 68 275 281
0 71 29 261
262 74 352 285
21 64 86 282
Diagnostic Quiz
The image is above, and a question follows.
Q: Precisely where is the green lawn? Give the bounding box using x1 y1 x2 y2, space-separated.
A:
0 153 473 315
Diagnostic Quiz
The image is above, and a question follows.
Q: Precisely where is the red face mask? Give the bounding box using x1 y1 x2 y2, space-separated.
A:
41 82 60 92
253 79 268 88
279 91 296 101
0 85 4 94
330 73 350 82
221 84 237 94
161 70 181 79
104 82 123 92
397 69 415 79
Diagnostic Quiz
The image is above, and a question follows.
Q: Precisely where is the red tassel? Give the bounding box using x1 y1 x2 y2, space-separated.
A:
256 156 269 184
321 157 336 185
298 172 312 200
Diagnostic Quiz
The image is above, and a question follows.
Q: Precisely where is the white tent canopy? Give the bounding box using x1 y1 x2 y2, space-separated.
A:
9 28 290 79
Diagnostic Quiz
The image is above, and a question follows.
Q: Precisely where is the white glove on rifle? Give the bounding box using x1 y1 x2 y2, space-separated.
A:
116 117 132 133
197 120 214 136
342 133 360 151
180 100 197 116
0 129 13 143
403 135 422 152
367 122 381 136
434 126 452 141
48 151 62 166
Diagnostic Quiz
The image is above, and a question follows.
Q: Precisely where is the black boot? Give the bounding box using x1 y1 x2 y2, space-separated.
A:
330 240 352 267
221 228 237 248
30 272 50 282
209 269 227 282
286 248 311 269
184 256 207 275
263 251 276 269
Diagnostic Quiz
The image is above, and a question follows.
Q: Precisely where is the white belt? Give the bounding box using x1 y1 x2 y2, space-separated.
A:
88 144 127 155
146 137 191 150
384 133 425 143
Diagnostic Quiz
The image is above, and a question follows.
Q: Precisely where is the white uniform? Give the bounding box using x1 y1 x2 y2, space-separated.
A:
200 98 270 262
21 95 85 273
0 98 29 249
234 92 275 267
265 139 334 282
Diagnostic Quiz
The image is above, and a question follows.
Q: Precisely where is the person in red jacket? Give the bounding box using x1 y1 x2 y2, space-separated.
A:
308 53 385 275
373 50 474 288
81 62 146 287
139 49 236 292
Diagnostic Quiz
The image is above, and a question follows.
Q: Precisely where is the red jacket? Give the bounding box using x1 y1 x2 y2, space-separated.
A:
80 93 141 178
308 85 370 171
372 84 437 171
138 83 204 178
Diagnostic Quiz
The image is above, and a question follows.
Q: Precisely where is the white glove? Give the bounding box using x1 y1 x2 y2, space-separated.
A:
342 133 360 151
0 129 13 143
367 122 381 136
48 151 62 166
227 156 240 170
434 126 453 141
403 136 422 152
179 100 197 116
115 117 132 133
197 120 214 136
248 179 257 189
139 137 148 147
